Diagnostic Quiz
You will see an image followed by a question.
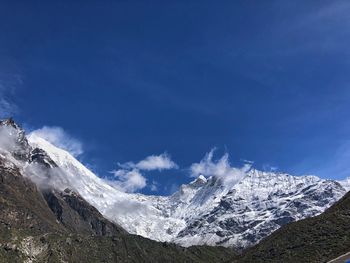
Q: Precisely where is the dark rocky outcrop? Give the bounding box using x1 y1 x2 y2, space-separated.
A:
43 188 126 236
30 148 57 168
0 158 64 234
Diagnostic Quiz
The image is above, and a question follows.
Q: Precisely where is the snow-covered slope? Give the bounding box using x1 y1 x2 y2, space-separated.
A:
1 119 348 248
27 133 348 248
28 133 186 243
173 170 345 247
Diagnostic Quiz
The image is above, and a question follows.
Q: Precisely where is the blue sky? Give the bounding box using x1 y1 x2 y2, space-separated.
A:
1 1 350 195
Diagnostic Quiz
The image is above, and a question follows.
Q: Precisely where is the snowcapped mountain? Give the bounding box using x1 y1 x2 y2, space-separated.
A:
0 119 348 249
173 170 345 248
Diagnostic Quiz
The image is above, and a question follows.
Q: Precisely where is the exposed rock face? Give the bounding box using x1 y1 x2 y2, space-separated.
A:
0 158 63 233
43 188 126 236
30 148 57 168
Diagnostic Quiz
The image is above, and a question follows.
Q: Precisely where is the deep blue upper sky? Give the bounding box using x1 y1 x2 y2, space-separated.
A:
1 1 350 195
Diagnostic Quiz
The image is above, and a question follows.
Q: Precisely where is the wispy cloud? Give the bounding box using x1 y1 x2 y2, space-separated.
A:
112 153 178 193
118 153 178 171
111 168 147 193
0 81 19 117
29 126 83 157
0 99 18 117
286 1 350 55
0 124 22 153
150 180 159 192
190 148 251 185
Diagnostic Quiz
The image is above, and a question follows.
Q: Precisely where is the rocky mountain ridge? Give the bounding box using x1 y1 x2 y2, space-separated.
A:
0 118 236 262
4 118 345 249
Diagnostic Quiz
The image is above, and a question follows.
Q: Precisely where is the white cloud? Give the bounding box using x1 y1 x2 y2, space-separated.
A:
136 153 178 170
112 153 178 193
0 125 21 153
111 168 147 193
119 153 178 171
190 149 251 185
24 163 70 191
241 159 254 165
29 126 83 157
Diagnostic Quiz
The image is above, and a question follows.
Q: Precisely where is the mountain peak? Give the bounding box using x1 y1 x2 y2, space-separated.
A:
0 117 21 130
0 118 31 161
189 175 207 187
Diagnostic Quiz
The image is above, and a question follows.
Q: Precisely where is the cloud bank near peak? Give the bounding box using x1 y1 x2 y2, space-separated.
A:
112 153 178 193
26 124 252 195
29 126 83 157
112 169 147 193
190 148 251 185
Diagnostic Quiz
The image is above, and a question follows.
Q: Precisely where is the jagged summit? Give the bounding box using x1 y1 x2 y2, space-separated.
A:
0 118 32 161
0 118 26 142
0 117 20 128
0 118 58 169
191 175 207 185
